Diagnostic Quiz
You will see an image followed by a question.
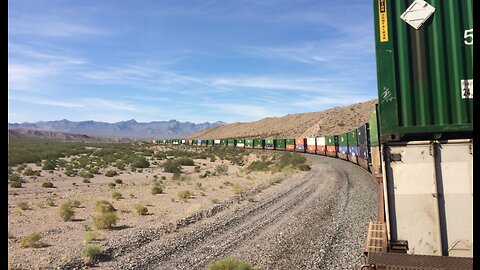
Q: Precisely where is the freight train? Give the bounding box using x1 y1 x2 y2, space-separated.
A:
158 0 473 268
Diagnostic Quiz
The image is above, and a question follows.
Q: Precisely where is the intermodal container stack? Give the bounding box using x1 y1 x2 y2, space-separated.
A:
347 129 358 164
265 139 276 150
306 138 316 154
245 139 254 149
253 139 264 149
316 137 326 156
276 139 286 150
227 139 236 147
236 139 245 148
357 123 369 171
337 133 348 160
286 139 295 152
294 138 306 153
326 135 338 158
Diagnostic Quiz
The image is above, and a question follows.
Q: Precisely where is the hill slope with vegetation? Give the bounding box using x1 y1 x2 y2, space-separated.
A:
190 99 377 139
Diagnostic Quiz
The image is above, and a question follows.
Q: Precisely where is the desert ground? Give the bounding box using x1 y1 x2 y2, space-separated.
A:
8 143 325 269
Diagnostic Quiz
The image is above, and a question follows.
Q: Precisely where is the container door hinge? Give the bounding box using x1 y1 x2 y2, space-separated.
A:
429 144 436 157
469 143 473 155
390 153 402 162
389 240 409 253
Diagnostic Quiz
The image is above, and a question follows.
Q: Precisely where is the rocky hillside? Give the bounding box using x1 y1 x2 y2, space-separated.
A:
190 99 377 139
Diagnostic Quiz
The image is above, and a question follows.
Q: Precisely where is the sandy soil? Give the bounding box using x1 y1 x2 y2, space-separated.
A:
7 147 289 269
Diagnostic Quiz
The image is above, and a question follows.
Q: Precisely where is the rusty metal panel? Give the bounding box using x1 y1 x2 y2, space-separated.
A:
365 221 388 254
365 252 473 270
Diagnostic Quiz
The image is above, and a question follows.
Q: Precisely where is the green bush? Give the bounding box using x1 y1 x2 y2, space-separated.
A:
10 181 22 188
108 182 116 188
178 190 193 200
18 232 46 248
208 257 254 270
297 163 311 171
247 161 271 171
59 202 75 221
114 179 123 184
94 200 116 213
132 157 150 168
67 199 82 208
215 164 229 175
80 243 102 258
177 158 194 166
41 181 55 188
23 168 41 176
163 160 181 173
112 191 123 200
105 170 118 177
151 185 163 195
17 202 30 210
9 174 22 182
93 212 117 229
84 231 99 243
134 204 148 215
42 160 56 170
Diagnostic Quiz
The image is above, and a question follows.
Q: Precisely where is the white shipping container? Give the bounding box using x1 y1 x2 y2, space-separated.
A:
306 138 316 146
316 137 325 146
383 140 472 257
237 143 245 147
214 139 220 144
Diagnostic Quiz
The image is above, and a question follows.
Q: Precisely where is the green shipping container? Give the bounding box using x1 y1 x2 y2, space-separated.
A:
347 129 358 147
265 139 275 149
245 139 254 148
207 140 214 146
253 139 264 148
220 139 228 146
227 139 236 147
374 0 473 142
326 136 336 146
338 133 348 147
369 104 380 146
276 139 286 149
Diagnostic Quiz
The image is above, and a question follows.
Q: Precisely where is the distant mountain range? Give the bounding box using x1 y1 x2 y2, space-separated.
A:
8 119 226 140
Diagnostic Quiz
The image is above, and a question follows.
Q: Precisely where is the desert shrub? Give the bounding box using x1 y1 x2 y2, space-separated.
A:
134 204 148 215
194 165 201 173
94 200 116 213
108 182 116 188
17 202 30 210
163 160 181 174
18 232 46 248
83 179 91 183
115 161 125 170
137 169 143 173
112 191 123 200
105 170 118 177
114 179 123 184
68 199 82 208
210 156 216 162
247 160 271 172
297 163 311 171
80 243 102 259
151 184 163 195
10 181 22 188
41 181 55 188
215 164 229 175
46 196 55 207
84 231 99 243
161 176 166 180
59 202 75 221
42 159 56 170
23 168 41 176
93 212 117 229
88 167 100 174
16 164 27 172
132 157 150 168
177 190 193 200
9 174 22 182
208 257 253 270
80 171 94 179
177 158 194 166
232 184 242 194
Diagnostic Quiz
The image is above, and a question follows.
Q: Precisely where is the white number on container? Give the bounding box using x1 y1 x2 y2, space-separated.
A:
461 79 473 99
464 29 473 45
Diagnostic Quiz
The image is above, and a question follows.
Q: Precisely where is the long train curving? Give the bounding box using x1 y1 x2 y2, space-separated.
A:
158 0 473 268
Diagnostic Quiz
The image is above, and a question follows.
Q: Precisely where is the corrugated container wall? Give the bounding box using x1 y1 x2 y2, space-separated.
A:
374 0 473 142
306 138 316 153
276 139 286 150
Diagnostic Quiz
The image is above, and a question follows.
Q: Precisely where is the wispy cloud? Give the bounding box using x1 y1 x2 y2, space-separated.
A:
84 98 138 112
10 16 106 37
203 102 283 119
9 95 85 108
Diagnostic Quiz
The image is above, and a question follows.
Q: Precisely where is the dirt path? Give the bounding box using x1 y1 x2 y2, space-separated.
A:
97 154 377 270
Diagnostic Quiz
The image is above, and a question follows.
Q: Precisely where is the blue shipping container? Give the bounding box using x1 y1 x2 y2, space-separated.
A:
339 146 348 154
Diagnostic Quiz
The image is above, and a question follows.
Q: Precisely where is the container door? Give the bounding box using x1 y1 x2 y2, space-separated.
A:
385 142 442 256
438 140 473 257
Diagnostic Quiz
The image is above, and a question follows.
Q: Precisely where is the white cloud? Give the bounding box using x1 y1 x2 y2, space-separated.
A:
9 96 85 108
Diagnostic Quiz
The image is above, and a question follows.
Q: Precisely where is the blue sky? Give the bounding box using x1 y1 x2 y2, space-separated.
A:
8 0 378 124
